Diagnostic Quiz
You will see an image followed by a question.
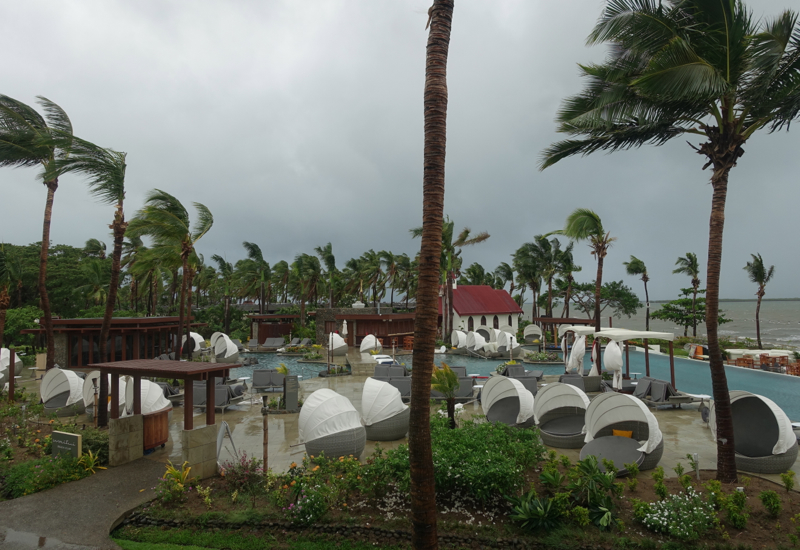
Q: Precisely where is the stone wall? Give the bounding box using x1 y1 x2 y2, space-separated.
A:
54 333 68 369
315 307 389 345
109 415 144 467
181 424 219 480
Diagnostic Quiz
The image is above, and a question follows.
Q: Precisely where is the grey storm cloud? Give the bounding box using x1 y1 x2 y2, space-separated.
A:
1 0 798 300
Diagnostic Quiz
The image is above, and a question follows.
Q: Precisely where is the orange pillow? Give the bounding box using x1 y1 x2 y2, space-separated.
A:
613 429 633 438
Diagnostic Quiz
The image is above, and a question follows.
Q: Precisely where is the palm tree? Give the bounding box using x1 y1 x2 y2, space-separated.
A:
0 246 10 347
512 243 542 319
673 253 702 337
494 262 515 296
84 238 107 259
381 250 400 309
242 242 272 314
552 209 614 331
624 256 650 330
556 247 580 318
128 190 213 359
211 255 234 334
539 0 800 483
431 363 459 429
75 260 110 307
0 95 73 370
315 243 337 308
410 1 454 546
122 236 145 311
743 254 775 350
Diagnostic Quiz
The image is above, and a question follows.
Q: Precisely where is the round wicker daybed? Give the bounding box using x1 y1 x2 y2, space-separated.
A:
361 377 409 441
480 376 536 428
300 389 366 460
534 382 590 448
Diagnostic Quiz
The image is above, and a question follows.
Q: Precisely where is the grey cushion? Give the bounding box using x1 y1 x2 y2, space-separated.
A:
374 365 390 378
632 379 652 399
541 415 584 436
580 435 645 476
732 396 780 458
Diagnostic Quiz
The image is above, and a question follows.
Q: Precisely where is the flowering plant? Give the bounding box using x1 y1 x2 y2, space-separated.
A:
637 486 717 540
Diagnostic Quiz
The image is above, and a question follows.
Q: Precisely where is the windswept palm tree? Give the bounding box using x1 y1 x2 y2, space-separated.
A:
409 1 454 546
128 190 213 359
624 256 650 330
674 253 701 337
0 95 73 370
494 262 515 296
211 255 234 334
539 0 800 483
75 260 110 307
381 250 400 309
84 238 107 259
242 242 272 314
315 243 337 308
743 254 775 350
512 244 541 319
556 245 580 318
552 209 614 331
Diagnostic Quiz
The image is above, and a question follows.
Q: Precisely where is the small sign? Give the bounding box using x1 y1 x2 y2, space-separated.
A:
52 431 82 459
284 375 299 411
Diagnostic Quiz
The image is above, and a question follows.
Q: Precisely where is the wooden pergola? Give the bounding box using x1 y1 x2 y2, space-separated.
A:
87 359 236 430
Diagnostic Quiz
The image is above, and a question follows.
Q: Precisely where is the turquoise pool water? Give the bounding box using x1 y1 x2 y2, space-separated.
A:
231 350 800 420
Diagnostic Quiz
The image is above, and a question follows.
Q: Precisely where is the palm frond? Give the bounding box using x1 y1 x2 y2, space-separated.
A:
191 202 214 243
36 96 73 137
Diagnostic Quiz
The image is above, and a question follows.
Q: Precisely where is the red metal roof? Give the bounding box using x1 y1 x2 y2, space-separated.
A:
438 285 523 316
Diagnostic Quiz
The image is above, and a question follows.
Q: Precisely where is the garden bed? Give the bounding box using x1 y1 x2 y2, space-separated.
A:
318 370 352 378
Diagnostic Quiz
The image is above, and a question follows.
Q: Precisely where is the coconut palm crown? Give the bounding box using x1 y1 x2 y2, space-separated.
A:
624 255 650 330
541 0 800 483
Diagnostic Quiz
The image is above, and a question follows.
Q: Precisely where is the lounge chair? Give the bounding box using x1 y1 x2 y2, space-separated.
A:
300 338 312 346
534 382 591 449
193 382 245 411
388 378 412 399
709 391 799 474
581 392 664 475
290 338 301 346
633 377 694 407
480 376 535 428
156 381 185 405
502 365 544 381
559 374 586 392
362 378 409 441
251 369 285 393
247 338 259 350
300 389 366 459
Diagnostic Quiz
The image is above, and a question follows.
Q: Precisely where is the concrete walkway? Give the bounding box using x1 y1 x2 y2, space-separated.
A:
0 457 164 550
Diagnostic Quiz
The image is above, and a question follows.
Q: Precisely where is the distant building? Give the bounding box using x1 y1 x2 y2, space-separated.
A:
438 284 523 333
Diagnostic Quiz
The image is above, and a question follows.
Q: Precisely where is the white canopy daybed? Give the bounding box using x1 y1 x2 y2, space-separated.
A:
82 371 126 416
360 334 382 353
451 330 467 349
41 368 85 416
361 378 409 441
328 332 348 357
181 332 205 354
299 389 366 459
466 331 486 353
125 379 172 416
480 375 535 428
214 333 240 364
523 324 543 344
533 382 590 448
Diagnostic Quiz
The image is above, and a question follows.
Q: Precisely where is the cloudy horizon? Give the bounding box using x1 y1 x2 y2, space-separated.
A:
2 0 799 303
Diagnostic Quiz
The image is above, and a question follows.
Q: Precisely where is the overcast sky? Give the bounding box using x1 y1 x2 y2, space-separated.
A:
2 0 798 301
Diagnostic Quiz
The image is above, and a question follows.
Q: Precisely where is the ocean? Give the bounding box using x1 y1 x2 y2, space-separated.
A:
524 300 800 349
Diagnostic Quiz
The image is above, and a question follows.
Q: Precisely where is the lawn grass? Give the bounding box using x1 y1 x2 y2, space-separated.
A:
114 525 406 550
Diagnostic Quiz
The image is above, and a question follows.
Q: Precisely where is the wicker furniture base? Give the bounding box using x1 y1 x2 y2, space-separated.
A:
305 426 366 460
594 420 664 471
735 440 799 474
538 408 586 449
365 408 410 441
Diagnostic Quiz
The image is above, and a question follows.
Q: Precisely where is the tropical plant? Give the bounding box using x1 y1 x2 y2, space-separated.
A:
431 363 459 429
540 0 800 483
673 253 702 338
743 253 775 349
624 256 650 330
211 255 234 334
551 209 614 331
0 95 74 370
315 242 337 308
241 242 271 314
409 1 454 545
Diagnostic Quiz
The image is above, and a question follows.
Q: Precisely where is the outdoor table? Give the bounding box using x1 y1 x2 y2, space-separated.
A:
580 435 644 476
630 372 642 380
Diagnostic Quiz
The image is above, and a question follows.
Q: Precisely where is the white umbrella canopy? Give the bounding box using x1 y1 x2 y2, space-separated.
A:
603 340 623 389
362 378 407 426
125 379 172 415
709 390 796 455
360 334 382 353
0 348 23 378
182 332 205 353
567 335 586 374
214 334 240 363
82 371 126 411
497 331 520 352
341 320 348 337
451 330 467 348
299 389 362 442
40 368 83 408
480 376 534 425
588 340 600 377
533 382 590 425
584 393 662 453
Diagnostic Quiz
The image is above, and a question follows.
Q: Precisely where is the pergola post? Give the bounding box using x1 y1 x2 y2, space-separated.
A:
625 342 630 378
133 375 142 415
110 374 120 420
669 341 676 390
206 376 215 426
643 338 650 377
184 377 194 430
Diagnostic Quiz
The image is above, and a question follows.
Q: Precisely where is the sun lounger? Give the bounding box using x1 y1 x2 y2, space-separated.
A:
634 378 695 407
194 382 245 411
362 378 409 441
300 338 312 346
559 374 586 392
480 376 535 428
251 369 285 393
388 378 412 399
290 338 301 346
247 338 259 350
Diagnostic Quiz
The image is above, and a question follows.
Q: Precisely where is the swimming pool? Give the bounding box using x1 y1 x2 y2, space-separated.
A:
231 350 800 420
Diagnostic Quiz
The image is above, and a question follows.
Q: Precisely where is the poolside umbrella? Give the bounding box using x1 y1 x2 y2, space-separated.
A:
560 336 567 368
567 335 585 374
341 320 348 338
603 340 623 389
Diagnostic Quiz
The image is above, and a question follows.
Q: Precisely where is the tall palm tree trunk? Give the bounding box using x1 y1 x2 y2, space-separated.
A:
40 180 58 370
410 2 453 547
691 285 698 337
643 279 650 331
755 289 764 350
186 269 195 361
447 272 455 336
593 256 603 331
706 163 737 484
178 256 189 354
260 281 265 315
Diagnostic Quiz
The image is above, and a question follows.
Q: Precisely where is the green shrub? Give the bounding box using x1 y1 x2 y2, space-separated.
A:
782 470 796 493
569 505 590 527
539 469 566 491
220 452 264 504
725 490 749 529
759 490 782 518
56 425 109 465
654 481 668 500
703 479 723 509
283 484 328 526
1 455 89 498
507 491 564 531
638 487 717 541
